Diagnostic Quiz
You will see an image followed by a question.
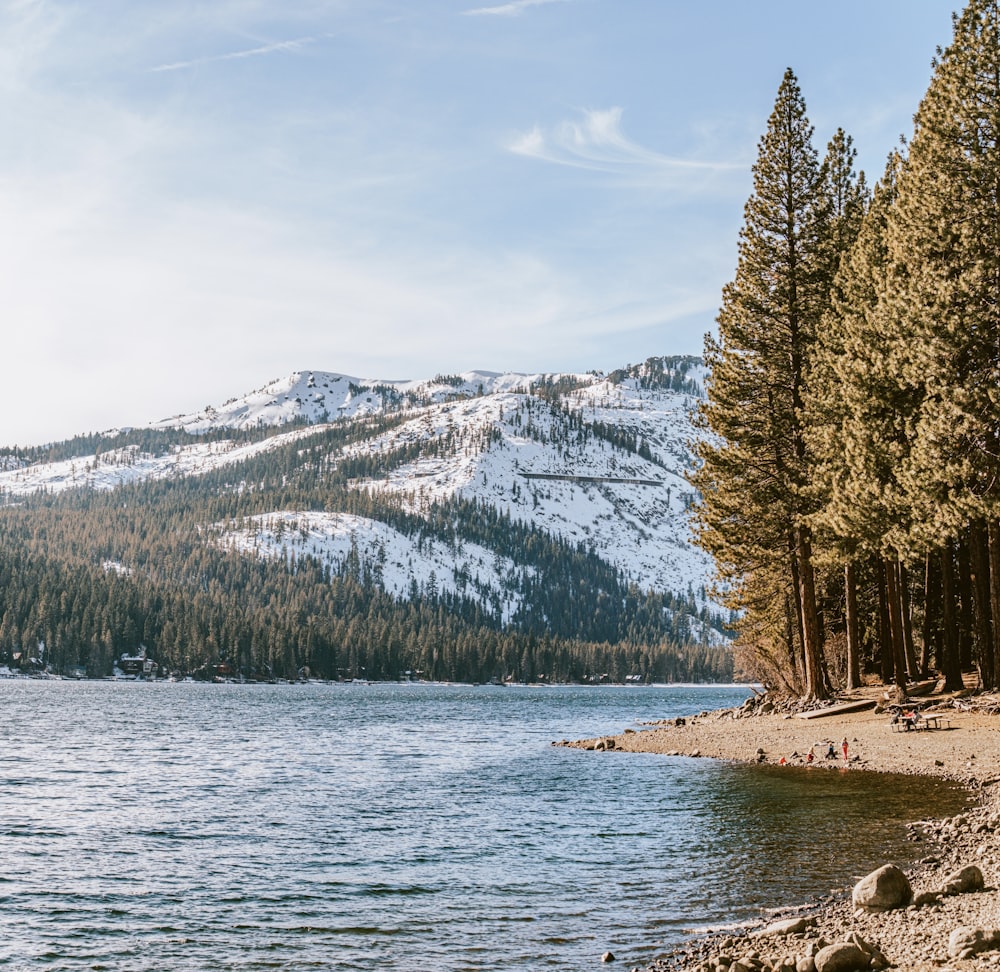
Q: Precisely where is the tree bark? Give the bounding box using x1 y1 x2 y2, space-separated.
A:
941 543 964 691
899 561 919 680
957 538 975 671
884 556 908 691
922 550 939 677
969 519 994 689
987 519 1000 691
844 561 861 690
877 558 893 685
788 531 807 685
796 525 827 699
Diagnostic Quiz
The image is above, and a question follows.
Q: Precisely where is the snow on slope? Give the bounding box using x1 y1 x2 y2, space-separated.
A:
216 511 528 622
0 360 714 600
0 426 331 496
339 383 711 596
151 369 585 433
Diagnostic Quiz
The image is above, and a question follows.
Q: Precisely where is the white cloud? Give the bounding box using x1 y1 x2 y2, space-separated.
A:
151 34 329 73
463 0 570 16
510 107 742 182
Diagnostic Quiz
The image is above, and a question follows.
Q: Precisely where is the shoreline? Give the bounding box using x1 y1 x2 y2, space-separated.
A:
563 687 1000 971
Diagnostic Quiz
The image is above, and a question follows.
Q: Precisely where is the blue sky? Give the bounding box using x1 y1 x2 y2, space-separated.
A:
1 0 958 446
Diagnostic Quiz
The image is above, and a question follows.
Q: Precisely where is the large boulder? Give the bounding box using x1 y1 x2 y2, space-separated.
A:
814 943 869 972
948 926 1000 958
851 864 912 912
939 864 984 896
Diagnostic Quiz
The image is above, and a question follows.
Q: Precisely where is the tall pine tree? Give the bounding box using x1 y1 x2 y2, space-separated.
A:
691 69 831 698
889 0 1000 687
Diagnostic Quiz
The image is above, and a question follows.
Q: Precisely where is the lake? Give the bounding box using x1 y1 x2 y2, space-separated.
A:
0 681 968 970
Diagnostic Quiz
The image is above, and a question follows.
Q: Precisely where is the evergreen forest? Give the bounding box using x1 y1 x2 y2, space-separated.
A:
691 0 1000 698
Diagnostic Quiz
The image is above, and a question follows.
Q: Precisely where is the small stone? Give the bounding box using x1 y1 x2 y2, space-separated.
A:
601 951 615 963
754 917 813 938
795 959 816 972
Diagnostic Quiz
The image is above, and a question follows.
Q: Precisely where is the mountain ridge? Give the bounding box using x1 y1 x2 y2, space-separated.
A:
0 355 731 681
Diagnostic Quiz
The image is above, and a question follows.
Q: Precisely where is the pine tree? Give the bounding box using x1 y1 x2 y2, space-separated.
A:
691 69 831 698
806 153 924 689
888 0 1000 686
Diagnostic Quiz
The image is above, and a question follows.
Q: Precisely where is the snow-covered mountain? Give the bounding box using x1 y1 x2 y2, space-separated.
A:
0 357 717 620
149 369 573 432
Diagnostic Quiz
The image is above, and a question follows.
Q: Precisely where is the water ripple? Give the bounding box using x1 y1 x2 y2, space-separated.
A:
0 681 969 971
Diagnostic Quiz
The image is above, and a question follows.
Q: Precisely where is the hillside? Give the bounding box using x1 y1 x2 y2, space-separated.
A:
0 355 732 682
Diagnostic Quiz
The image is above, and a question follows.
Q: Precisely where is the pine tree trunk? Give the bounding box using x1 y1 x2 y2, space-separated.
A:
988 519 1000 692
783 592 803 690
884 556 908 691
941 543 964 691
957 538 975 671
922 550 939 677
788 531 807 682
796 526 826 699
970 519 994 689
899 562 919 680
844 561 861 690
877 558 893 685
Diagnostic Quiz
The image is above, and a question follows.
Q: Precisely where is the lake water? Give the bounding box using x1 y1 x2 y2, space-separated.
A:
0 681 968 971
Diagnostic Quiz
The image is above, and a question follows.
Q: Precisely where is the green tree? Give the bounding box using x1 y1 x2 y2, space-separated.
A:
888 0 1000 686
691 69 831 698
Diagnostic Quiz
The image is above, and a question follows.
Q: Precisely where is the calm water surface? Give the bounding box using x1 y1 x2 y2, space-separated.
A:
0 682 968 970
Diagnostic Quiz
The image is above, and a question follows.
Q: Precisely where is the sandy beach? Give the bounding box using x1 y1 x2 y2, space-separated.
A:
562 686 1000 971
577 693 1000 783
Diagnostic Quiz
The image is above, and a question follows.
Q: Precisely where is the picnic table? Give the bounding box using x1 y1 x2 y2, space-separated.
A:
889 707 950 731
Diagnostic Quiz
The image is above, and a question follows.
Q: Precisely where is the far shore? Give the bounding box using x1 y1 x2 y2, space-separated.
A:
564 683 1000 971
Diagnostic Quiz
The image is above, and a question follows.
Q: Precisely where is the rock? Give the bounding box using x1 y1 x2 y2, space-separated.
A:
795 959 816 972
939 864 984 895
601 950 615 963
753 916 814 938
814 943 869 972
947 927 1000 958
912 889 941 907
841 932 887 966
851 864 912 912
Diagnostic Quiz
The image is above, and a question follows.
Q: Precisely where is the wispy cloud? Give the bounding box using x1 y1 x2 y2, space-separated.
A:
509 107 742 181
151 34 326 73
463 0 570 17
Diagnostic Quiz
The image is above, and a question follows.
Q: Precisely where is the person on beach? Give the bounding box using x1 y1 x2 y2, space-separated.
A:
842 737 849 761
825 741 836 759
806 746 814 764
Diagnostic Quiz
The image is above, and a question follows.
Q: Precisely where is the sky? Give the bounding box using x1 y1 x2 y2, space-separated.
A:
0 0 961 447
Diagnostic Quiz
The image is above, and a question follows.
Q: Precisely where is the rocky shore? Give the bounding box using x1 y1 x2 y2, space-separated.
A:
560 687 1000 971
